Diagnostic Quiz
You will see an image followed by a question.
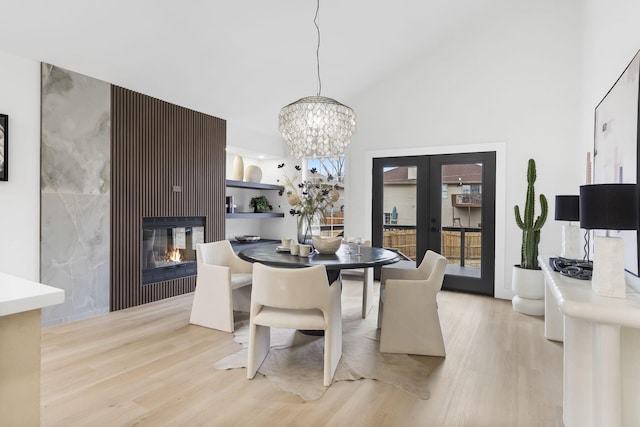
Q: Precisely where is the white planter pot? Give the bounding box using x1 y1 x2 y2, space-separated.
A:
512 265 545 315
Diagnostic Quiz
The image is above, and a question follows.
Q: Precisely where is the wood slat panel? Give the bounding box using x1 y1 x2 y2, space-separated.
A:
111 86 225 311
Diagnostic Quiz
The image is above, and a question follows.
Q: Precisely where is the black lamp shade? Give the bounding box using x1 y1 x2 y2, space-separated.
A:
579 184 639 230
555 195 580 221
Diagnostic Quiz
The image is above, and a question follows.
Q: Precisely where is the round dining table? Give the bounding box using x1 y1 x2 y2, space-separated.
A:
239 242 400 335
238 243 400 284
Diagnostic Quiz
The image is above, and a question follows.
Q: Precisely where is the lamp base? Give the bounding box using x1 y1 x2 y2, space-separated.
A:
592 236 626 299
561 223 581 260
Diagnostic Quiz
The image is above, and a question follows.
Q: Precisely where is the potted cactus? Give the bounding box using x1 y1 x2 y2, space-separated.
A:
512 159 548 315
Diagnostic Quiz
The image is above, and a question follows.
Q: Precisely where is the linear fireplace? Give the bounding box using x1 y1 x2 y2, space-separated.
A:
142 217 205 285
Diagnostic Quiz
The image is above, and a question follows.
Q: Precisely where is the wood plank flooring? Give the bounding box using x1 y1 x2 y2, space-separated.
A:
40 279 563 426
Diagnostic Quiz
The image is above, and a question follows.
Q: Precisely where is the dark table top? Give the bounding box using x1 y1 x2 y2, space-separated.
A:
238 243 400 271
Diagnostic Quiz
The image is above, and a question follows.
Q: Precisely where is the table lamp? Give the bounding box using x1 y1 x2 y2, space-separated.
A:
555 195 580 259
579 184 638 298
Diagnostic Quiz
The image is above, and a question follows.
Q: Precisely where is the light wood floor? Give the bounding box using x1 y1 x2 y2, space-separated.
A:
41 279 564 427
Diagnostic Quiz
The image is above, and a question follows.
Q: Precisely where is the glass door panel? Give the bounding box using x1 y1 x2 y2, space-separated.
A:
382 166 417 261
440 163 482 279
429 153 495 295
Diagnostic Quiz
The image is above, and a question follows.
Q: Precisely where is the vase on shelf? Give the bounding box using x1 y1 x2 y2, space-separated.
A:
232 155 244 181
244 165 262 183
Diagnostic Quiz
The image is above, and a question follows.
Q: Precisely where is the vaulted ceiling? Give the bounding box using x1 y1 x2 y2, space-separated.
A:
0 0 502 139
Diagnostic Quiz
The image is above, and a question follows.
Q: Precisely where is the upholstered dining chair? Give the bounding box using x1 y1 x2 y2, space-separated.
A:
378 250 447 356
189 240 253 333
247 263 342 387
340 240 374 318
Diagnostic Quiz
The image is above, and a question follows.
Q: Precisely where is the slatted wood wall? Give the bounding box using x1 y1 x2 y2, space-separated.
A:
111 86 226 311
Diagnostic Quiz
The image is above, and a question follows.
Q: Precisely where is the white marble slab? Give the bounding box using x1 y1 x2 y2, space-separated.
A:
0 272 64 316
40 63 110 325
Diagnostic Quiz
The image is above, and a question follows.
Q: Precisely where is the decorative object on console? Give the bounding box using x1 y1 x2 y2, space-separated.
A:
277 0 356 159
0 114 7 182
512 158 548 315
580 184 638 298
244 164 262 183
232 155 244 181
554 195 580 259
549 256 592 280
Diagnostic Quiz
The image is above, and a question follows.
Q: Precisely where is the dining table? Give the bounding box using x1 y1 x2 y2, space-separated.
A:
238 242 400 336
238 243 400 284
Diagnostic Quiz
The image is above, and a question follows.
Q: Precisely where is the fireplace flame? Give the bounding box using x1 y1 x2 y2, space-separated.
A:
167 248 182 262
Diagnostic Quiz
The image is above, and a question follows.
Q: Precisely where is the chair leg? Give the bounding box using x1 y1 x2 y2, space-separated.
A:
324 287 343 387
247 324 270 379
189 281 234 332
324 320 343 386
361 268 373 319
377 288 384 329
232 286 251 313
380 299 446 357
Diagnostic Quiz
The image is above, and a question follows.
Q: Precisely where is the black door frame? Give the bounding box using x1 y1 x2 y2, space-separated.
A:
372 151 496 296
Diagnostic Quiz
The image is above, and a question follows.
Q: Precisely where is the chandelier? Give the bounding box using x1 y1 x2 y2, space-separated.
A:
278 0 356 159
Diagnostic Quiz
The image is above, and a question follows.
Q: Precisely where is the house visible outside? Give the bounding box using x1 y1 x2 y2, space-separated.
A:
383 164 483 266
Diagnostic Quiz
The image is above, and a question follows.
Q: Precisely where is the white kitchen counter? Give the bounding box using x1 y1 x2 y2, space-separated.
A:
0 271 64 426
0 271 64 316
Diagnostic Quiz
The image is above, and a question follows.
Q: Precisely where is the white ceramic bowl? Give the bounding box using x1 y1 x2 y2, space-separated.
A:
312 236 343 254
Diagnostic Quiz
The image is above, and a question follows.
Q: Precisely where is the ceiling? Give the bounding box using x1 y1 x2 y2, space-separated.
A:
0 0 501 142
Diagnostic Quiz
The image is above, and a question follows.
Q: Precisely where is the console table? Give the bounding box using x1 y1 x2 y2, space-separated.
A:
541 257 640 427
0 272 64 426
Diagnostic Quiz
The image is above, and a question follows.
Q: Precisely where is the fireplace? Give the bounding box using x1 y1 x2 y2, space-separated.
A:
142 217 205 285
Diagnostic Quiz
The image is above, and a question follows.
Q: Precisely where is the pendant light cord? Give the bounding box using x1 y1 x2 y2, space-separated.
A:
314 0 322 96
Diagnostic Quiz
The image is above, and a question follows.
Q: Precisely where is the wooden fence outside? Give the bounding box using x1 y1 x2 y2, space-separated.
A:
383 228 481 265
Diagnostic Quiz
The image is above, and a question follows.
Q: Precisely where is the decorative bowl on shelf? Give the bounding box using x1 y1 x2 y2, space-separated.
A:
235 235 261 242
312 236 343 254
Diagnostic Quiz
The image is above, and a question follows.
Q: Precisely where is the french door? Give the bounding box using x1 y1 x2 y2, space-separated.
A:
372 152 496 296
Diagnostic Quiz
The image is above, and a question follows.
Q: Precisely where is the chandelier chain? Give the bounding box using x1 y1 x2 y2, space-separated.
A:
277 0 356 159
314 0 321 97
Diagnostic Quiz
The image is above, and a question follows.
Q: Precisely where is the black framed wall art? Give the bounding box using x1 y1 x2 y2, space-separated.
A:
0 114 7 181
593 49 640 276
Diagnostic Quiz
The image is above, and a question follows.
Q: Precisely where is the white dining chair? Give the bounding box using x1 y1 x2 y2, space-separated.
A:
189 240 253 333
247 263 342 387
340 240 374 318
378 250 448 356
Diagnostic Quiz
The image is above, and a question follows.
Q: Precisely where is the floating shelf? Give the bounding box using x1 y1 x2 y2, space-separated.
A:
225 180 284 219
226 212 285 219
225 180 283 191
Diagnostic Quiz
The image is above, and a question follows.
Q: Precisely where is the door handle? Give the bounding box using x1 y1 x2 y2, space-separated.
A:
431 227 440 233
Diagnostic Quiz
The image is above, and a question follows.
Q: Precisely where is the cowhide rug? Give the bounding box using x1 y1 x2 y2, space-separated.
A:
214 279 442 400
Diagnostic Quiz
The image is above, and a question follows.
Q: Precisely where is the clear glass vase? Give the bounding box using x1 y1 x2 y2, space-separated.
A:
297 214 316 246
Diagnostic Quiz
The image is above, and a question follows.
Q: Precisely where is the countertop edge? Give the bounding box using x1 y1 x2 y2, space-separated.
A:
0 272 65 317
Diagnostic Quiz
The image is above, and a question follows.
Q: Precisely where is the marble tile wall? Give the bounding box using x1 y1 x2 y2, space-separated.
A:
40 63 110 326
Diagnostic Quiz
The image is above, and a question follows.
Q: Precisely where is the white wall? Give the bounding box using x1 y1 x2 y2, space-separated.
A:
581 1 640 159
345 0 583 298
0 52 41 281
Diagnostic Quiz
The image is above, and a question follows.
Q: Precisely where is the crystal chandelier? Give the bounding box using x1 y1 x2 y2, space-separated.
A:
278 0 356 159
